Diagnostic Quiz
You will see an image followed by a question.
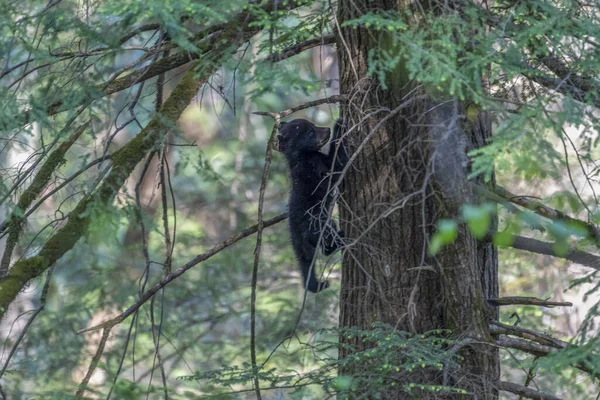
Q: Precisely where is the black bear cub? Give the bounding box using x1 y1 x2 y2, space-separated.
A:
278 119 348 292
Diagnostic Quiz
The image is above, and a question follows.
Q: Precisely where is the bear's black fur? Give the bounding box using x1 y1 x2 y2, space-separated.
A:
278 118 348 292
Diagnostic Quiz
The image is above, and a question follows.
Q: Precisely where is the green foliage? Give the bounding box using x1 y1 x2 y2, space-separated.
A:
1 0 600 397
182 323 463 398
429 219 458 256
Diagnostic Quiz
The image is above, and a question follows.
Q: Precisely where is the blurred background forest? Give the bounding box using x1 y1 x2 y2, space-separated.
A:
0 0 599 399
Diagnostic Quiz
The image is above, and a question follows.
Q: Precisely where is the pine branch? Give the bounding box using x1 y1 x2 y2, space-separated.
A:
0 3 324 320
479 4 600 108
492 185 600 245
3 0 305 131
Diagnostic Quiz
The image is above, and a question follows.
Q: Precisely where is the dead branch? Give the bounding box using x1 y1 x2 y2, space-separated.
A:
487 297 572 308
496 335 600 379
490 321 567 349
75 327 111 398
249 119 281 400
254 94 347 119
496 380 561 400
266 34 336 62
484 232 600 269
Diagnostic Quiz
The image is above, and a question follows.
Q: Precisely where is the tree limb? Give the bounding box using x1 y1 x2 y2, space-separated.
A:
496 380 561 400
492 185 600 245
484 233 600 270
487 297 572 308
490 321 567 349
78 213 288 334
0 1 319 318
0 65 204 321
0 120 91 275
254 94 347 119
496 335 600 379
4 0 306 131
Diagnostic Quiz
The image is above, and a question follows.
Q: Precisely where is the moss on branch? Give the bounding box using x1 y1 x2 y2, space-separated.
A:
0 67 202 320
0 121 91 274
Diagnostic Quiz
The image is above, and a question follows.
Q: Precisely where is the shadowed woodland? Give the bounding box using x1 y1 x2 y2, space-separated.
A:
1 0 600 398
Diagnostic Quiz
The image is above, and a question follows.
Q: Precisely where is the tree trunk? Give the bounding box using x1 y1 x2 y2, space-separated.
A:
336 1 499 398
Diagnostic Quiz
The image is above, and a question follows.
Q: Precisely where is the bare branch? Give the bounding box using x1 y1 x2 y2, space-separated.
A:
496 380 561 400
487 297 572 308
266 34 336 63
78 213 287 334
490 321 567 349
484 233 600 270
75 328 111 398
248 120 281 400
254 94 347 119
497 336 558 357
496 335 600 379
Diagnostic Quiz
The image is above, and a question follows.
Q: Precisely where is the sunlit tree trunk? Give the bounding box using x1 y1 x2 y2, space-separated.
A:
336 0 499 397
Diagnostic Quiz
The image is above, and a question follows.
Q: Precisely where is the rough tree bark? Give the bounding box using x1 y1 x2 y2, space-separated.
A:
336 1 499 398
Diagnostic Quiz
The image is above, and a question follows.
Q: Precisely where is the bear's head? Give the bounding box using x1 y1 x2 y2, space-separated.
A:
277 119 330 154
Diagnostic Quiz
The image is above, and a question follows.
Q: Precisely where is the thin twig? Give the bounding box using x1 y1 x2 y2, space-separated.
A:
75 328 111 398
249 120 280 400
253 94 346 119
78 213 288 334
0 266 54 379
266 34 336 62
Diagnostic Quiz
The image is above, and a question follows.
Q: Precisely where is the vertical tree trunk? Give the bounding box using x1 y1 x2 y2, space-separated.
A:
336 1 499 398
